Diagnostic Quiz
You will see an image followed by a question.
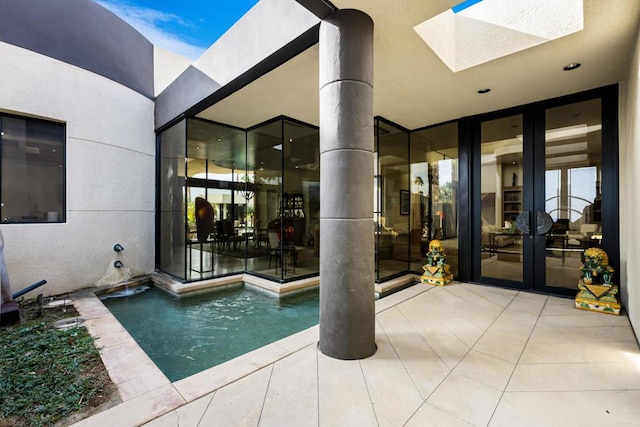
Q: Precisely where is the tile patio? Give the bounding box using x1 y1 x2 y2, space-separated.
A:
72 282 640 426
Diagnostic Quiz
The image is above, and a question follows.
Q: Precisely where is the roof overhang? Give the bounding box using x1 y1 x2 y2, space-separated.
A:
175 0 640 131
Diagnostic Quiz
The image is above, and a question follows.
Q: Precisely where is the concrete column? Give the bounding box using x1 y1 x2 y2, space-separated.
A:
319 9 375 359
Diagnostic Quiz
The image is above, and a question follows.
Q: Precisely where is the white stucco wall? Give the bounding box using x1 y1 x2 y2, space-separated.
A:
154 46 191 96
620 26 640 335
193 0 319 85
0 41 155 298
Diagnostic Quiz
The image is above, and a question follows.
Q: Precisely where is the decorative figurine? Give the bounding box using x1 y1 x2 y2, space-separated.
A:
580 247 614 285
420 240 453 286
575 247 620 315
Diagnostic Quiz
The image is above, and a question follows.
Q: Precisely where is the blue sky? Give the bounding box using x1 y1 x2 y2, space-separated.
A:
97 0 259 60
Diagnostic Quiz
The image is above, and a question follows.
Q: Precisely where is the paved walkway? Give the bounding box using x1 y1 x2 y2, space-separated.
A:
73 282 640 426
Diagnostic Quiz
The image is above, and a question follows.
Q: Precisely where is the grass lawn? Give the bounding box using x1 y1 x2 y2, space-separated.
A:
0 298 120 426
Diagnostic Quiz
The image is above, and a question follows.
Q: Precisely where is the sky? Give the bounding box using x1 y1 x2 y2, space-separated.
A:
97 0 259 60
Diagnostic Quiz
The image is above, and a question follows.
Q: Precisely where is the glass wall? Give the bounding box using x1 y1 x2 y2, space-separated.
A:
158 119 186 278
375 119 409 280
158 115 456 285
156 88 615 292
186 119 246 280
284 120 320 277
410 123 459 276
246 118 320 281
246 119 283 279
158 116 319 282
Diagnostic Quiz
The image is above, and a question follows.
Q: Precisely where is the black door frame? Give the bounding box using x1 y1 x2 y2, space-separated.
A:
462 84 619 296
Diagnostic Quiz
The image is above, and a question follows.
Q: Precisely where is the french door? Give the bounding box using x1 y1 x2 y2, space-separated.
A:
472 86 618 295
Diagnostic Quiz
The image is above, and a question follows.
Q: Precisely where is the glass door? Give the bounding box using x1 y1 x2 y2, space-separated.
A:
476 113 527 288
538 98 603 292
473 89 616 295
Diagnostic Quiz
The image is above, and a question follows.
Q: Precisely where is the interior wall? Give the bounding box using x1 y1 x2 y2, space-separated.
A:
0 41 155 297
620 25 640 337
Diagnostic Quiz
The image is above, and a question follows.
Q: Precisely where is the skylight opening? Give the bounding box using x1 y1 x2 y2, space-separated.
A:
414 0 584 72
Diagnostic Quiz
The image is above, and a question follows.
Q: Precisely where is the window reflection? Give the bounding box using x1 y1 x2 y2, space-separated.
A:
411 123 459 277
545 99 602 290
1 114 65 223
478 114 524 282
159 119 186 278
375 119 409 280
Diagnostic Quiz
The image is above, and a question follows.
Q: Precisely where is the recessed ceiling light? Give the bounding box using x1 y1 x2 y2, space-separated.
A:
563 63 581 71
478 88 491 94
217 138 222 141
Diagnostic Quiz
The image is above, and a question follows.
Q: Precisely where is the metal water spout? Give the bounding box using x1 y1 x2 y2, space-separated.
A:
113 244 124 252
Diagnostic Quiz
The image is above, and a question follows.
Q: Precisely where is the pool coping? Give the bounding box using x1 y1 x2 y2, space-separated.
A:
70 274 430 426
150 271 419 298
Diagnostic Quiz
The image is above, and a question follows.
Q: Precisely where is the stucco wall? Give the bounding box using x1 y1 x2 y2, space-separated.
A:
620 25 640 336
0 42 155 298
154 46 192 97
0 0 154 99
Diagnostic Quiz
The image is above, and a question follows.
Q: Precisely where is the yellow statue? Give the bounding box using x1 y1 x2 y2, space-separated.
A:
580 247 614 285
421 239 453 286
575 247 620 315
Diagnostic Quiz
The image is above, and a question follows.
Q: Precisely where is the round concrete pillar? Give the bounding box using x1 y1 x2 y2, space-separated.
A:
319 9 376 360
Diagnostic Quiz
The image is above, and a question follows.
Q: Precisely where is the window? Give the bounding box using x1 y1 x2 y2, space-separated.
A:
1 113 65 223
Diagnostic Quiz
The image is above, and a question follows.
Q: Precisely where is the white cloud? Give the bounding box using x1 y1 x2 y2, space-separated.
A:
97 0 207 60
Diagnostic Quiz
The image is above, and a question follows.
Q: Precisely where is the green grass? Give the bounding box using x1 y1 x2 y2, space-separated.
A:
0 303 117 427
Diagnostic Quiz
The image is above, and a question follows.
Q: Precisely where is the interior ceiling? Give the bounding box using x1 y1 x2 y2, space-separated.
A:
197 0 640 131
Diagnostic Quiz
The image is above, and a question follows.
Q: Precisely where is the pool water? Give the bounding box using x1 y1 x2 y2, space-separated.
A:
102 284 319 382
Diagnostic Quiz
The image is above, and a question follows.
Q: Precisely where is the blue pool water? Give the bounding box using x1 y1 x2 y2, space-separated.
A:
102 284 319 382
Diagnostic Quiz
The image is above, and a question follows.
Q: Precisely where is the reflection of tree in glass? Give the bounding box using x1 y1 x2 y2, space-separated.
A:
437 182 454 204
430 163 440 202
414 176 424 189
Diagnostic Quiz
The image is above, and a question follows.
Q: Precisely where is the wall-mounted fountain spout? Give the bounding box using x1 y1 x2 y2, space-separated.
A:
114 260 125 269
113 244 124 252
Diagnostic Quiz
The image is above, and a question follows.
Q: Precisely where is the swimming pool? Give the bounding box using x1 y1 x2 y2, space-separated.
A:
101 284 319 382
